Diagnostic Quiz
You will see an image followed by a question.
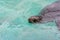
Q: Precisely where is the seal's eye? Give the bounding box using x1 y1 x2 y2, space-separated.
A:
33 19 37 23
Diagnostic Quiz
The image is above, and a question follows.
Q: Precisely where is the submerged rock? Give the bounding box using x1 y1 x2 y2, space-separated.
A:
28 0 60 30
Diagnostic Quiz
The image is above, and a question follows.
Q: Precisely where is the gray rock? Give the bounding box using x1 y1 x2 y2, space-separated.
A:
28 0 60 30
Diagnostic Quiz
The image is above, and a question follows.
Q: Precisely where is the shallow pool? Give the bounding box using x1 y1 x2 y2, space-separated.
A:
0 0 60 40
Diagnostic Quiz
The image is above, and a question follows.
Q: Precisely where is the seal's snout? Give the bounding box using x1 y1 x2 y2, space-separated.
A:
28 16 42 23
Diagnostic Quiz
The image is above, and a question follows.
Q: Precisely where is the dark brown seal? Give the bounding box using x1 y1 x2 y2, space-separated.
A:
28 16 42 23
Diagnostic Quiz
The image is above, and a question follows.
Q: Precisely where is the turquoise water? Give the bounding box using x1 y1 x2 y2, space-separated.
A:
0 0 60 40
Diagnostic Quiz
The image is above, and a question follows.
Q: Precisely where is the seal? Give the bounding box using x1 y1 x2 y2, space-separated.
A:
28 1 60 30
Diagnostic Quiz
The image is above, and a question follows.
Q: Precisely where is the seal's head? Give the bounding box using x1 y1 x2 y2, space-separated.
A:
28 16 42 23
